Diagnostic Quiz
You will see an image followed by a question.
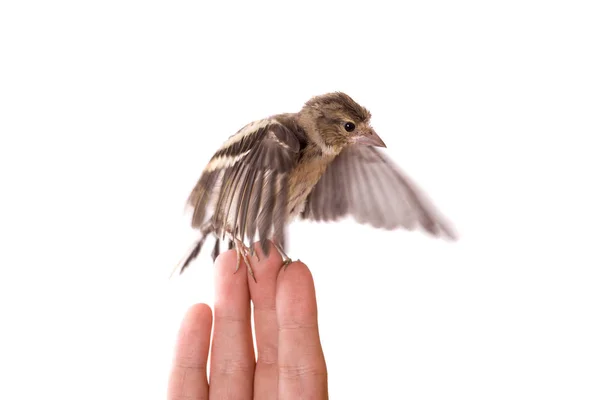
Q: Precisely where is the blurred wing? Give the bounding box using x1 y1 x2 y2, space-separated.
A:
301 145 456 239
187 119 302 255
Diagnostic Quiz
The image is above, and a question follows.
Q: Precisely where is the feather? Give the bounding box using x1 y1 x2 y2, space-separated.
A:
302 145 456 240
186 118 303 257
258 171 276 256
245 169 263 244
211 238 220 262
273 173 288 245
179 93 456 277
189 170 220 228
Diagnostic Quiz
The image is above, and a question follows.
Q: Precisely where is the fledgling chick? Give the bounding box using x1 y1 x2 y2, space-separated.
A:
174 92 456 281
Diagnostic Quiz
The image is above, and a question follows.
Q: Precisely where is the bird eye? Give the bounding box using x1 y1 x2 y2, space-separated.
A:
344 122 356 132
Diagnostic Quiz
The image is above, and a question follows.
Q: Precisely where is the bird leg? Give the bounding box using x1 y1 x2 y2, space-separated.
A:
273 242 293 270
234 238 256 282
248 242 261 262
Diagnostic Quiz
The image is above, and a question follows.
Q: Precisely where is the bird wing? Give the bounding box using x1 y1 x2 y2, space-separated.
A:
300 145 457 239
187 118 303 255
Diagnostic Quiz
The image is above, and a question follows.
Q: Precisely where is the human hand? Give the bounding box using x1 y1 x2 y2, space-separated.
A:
168 244 328 399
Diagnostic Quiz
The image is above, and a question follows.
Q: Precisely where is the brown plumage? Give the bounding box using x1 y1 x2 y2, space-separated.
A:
174 92 456 280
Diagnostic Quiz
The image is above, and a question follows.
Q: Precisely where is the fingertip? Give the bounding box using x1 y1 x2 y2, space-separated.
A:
277 260 314 289
214 249 239 278
169 303 212 400
276 261 318 327
176 303 213 346
182 303 213 329
252 240 282 263
213 249 250 298
249 241 285 281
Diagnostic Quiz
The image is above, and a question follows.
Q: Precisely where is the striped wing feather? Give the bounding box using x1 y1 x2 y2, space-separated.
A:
187 119 301 256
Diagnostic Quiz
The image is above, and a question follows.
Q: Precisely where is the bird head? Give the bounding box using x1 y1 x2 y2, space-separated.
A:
299 92 386 154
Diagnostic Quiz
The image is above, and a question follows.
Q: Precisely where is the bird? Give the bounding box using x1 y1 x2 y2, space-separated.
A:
173 92 456 281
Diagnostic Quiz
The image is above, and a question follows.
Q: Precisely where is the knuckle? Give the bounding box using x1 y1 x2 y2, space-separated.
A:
278 363 327 379
173 357 207 373
257 345 278 366
214 357 255 376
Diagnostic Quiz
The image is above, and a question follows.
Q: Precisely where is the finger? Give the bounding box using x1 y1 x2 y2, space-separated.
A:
247 242 284 399
276 262 328 400
209 249 255 399
168 303 212 400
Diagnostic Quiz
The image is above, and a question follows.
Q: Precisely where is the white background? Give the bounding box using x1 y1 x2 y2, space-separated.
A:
1 1 599 399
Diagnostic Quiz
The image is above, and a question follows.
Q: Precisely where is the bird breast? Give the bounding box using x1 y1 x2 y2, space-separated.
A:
286 154 335 221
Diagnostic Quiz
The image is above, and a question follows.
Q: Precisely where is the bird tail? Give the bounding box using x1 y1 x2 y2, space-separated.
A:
169 222 216 278
169 236 208 278
169 223 240 278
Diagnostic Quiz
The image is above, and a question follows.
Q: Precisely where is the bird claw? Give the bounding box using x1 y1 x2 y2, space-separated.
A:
249 243 261 262
273 242 295 270
282 257 293 271
234 239 256 282
232 238 294 280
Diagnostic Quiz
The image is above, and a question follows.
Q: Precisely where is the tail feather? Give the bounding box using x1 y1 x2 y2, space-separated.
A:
170 223 214 278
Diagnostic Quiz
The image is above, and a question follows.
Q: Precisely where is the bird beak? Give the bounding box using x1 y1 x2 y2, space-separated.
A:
352 129 387 148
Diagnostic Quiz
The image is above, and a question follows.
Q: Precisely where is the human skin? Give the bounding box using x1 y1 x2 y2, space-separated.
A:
168 243 328 399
